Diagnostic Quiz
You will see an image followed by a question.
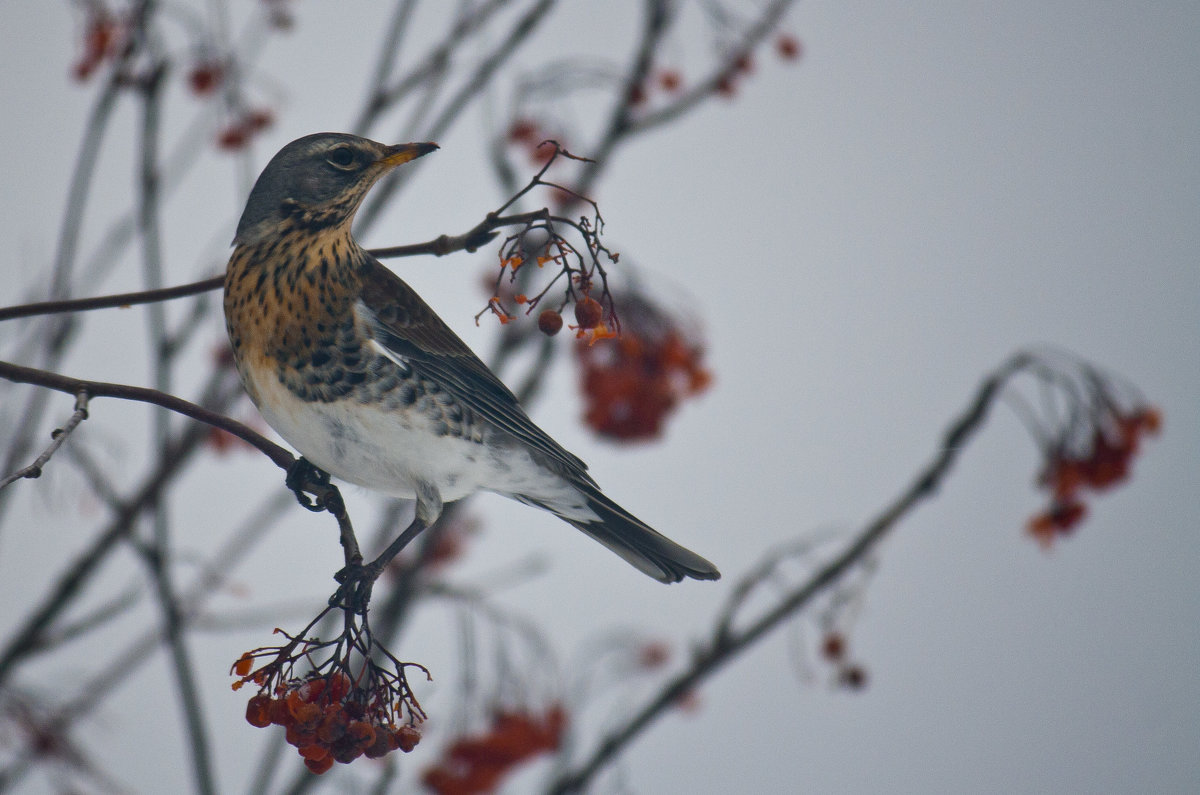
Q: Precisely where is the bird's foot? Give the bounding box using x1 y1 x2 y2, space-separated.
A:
286 457 334 513
331 560 376 613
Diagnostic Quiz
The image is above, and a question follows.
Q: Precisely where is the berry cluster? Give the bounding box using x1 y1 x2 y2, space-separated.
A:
233 623 428 775
1029 405 1161 547
217 108 275 151
625 32 803 107
422 705 566 795
575 292 711 442
1011 352 1161 548
71 4 124 81
479 196 620 342
241 670 421 774
820 632 868 691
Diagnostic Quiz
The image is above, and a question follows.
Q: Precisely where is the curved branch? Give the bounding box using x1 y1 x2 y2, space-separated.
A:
0 276 225 322
0 359 292 471
546 352 1034 793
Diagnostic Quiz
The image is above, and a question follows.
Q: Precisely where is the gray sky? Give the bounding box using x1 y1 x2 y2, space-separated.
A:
1 3 1197 793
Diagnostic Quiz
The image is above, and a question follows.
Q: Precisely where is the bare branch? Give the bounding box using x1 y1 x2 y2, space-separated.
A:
0 276 224 322
0 391 89 490
0 359 292 470
546 352 1034 793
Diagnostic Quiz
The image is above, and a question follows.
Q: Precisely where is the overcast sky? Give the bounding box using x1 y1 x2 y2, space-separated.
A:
1 3 1197 793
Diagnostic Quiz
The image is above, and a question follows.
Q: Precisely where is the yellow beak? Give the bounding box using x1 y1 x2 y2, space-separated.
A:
378 141 439 169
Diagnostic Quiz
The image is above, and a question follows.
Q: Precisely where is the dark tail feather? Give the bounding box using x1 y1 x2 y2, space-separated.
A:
552 481 721 584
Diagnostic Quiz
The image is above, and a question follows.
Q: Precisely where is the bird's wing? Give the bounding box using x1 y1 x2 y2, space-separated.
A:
357 256 591 476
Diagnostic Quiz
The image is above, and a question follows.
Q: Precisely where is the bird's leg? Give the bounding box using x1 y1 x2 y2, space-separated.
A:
333 515 428 612
285 456 332 512
331 483 441 612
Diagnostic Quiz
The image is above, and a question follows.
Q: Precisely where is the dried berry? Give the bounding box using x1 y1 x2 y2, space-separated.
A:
573 297 603 330
538 309 564 336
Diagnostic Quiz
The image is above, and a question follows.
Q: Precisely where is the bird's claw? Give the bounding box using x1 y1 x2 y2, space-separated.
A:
332 561 374 612
286 457 332 512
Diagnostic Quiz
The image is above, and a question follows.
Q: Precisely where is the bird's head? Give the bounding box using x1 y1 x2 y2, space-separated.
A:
233 132 438 246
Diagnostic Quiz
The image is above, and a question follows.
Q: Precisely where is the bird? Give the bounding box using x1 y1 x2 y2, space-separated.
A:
223 132 719 584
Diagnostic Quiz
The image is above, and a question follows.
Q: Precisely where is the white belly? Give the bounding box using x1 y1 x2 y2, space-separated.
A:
245 365 596 520
247 366 489 500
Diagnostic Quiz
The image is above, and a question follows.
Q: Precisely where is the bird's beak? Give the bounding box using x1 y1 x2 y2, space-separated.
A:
378 141 439 169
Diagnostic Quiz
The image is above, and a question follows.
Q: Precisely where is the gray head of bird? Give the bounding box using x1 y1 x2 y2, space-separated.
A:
233 132 438 246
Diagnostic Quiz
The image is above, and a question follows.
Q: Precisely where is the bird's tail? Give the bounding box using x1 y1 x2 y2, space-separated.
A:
519 480 720 584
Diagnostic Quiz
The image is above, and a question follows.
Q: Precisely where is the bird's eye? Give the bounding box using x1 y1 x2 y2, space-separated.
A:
326 145 356 169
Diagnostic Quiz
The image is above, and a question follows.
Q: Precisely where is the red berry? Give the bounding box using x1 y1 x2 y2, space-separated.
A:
538 309 564 336
776 34 802 61
246 108 274 131
217 124 249 151
821 633 846 661
574 297 603 330
188 63 223 95
508 119 538 143
246 694 273 728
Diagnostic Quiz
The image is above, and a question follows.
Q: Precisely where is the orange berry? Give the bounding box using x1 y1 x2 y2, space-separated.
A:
285 723 317 748
326 671 351 701
234 653 254 677
574 297 603 330
395 724 422 752
304 755 334 775
346 720 376 749
298 744 328 762
246 694 273 728
267 697 291 726
317 706 348 744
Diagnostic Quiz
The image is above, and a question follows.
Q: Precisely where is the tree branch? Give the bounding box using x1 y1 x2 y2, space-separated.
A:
0 359 292 471
0 391 89 489
546 352 1034 793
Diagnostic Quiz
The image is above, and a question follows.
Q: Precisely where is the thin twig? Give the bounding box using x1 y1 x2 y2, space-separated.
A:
0 391 89 490
357 0 558 233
